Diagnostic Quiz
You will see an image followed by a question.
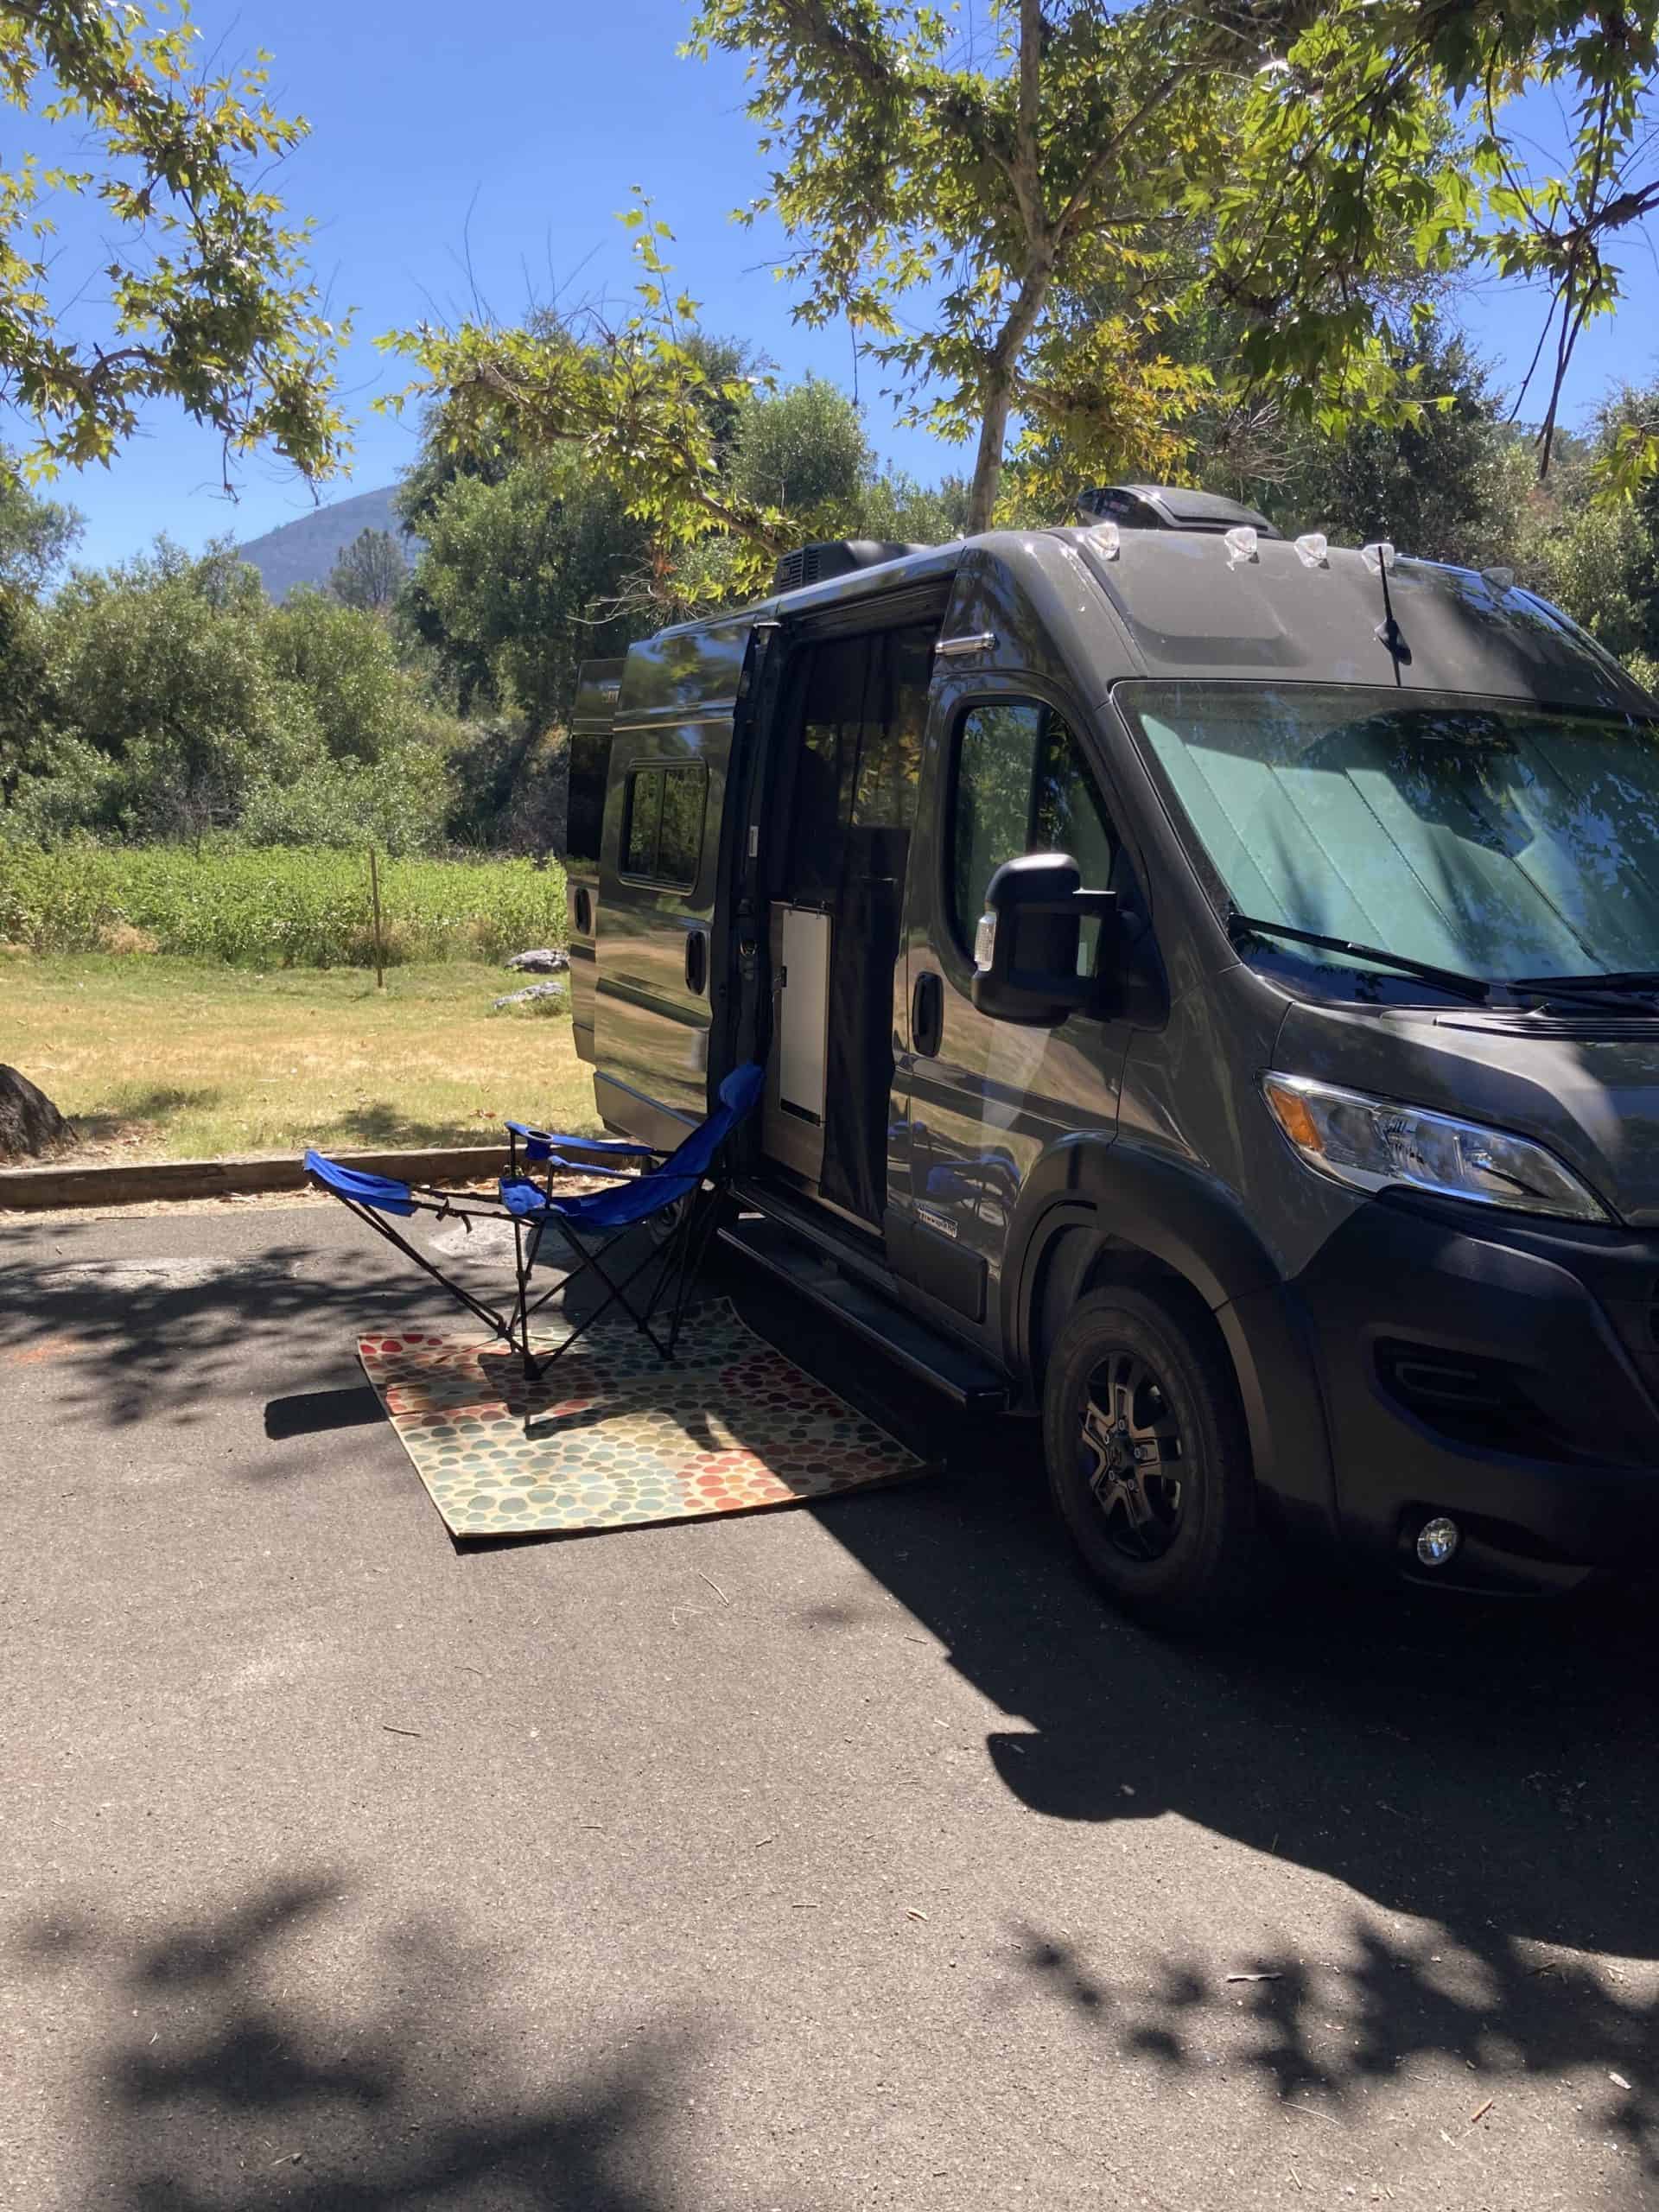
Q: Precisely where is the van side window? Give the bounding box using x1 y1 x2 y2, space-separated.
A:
622 764 706 890
567 732 608 868
950 702 1118 966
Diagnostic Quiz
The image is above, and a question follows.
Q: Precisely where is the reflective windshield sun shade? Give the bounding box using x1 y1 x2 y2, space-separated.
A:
1117 683 1659 982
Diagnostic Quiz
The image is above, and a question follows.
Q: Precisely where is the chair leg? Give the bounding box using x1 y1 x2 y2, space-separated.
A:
517 1126 747 1394
512 1216 541 1382
659 1183 726 1357
534 1223 677 1369
336 1194 512 1343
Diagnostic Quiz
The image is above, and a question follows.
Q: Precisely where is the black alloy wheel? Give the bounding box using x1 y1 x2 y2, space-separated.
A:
1078 1349 1185 1562
1042 1286 1272 1628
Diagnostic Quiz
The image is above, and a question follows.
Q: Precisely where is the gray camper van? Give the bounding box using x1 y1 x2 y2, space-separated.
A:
569 494 1659 1624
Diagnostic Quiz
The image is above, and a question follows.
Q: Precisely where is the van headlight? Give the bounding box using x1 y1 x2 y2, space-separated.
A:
1261 1072 1610 1223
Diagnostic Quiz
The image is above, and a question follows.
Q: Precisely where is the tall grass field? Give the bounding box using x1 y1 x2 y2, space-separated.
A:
0 843 568 968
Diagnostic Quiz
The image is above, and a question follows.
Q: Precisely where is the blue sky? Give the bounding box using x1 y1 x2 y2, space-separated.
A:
30 0 1659 569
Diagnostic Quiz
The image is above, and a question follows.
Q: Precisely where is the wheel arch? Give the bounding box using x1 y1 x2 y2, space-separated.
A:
1005 1138 1341 1548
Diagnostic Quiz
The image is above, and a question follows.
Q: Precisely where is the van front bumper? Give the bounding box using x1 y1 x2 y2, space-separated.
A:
1291 1192 1659 1590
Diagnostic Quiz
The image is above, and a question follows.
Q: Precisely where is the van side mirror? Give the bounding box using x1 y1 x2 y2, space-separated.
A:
969 854 1118 1027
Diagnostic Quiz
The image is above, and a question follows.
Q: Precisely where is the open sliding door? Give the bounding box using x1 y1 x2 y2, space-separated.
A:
760 616 938 1230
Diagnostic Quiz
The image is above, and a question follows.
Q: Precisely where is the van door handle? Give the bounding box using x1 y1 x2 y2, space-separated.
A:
684 926 709 995
912 970 944 1057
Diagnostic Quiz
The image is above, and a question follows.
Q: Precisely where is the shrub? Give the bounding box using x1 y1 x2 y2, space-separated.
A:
0 841 567 967
238 741 452 857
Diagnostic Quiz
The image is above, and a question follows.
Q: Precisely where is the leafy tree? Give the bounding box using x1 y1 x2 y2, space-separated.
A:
261 588 435 765
0 465 82 821
683 0 1274 531
1204 327 1535 571
0 2 346 485
1516 380 1659 686
407 453 648 725
622 381 970 616
385 212 788 594
858 469 972 546
729 373 870 518
1209 0 1659 491
42 541 284 838
10 540 463 849
327 529 406 615
0 592 67 823
236 741 452 857
0 469 79 590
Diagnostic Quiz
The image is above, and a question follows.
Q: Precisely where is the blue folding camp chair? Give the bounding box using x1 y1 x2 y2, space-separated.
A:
303 1063 764 1382
498 1062 766 1377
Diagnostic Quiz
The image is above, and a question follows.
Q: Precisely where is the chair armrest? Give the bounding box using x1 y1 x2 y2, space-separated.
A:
505 1117 665 1165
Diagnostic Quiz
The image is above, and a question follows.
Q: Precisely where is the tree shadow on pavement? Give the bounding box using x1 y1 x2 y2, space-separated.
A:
0 1216 525 1431
0 1211 662 1435
713 1274 1659 2200
987 1904 1659 2199
7 1875 704 2212
10 1217 1659 2199
795 1413 1659 2198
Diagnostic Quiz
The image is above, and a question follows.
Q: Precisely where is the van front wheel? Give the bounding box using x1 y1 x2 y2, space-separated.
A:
1042 1287 1267 1630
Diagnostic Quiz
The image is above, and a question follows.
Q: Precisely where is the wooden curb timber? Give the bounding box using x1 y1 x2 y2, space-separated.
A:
0 1139 625 1214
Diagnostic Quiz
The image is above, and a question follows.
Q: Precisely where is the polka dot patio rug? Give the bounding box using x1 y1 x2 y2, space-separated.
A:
357 1298 929 1540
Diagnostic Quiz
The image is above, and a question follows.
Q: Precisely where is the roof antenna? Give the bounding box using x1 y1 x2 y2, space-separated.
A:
1363 541 1409 682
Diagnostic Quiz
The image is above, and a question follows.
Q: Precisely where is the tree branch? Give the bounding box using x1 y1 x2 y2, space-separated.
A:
776 0 1025 205
1053 59 1205 247
1017 0 1044 236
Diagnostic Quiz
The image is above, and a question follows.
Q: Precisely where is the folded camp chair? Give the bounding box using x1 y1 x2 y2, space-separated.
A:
303 1062 764 1382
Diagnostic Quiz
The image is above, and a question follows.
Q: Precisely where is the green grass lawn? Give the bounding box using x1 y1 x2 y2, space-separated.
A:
3 955 600 1162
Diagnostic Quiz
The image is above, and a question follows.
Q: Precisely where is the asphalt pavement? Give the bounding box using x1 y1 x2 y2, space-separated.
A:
3 1195 1658 2210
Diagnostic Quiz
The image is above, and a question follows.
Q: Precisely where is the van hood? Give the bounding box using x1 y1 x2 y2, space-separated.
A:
1274 999 1659 1227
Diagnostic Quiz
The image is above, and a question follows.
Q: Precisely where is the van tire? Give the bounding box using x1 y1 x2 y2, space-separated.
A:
1042 1286 1269 1631
645 1185 735 1248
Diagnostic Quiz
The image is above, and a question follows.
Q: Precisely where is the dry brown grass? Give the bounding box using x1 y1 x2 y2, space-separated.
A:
3 955 600 1162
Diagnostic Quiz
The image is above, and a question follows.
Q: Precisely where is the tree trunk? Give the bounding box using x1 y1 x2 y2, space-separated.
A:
963 0 1050 540
964 257 1054 536
0 1065 77 1161
966 367 1018 537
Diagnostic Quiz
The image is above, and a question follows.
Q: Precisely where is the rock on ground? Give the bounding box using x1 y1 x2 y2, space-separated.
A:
505 948 569 974
0 1065 77 1161
492 981 569 1010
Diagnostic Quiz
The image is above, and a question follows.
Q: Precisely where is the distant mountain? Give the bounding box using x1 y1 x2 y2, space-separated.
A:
236 485 417 601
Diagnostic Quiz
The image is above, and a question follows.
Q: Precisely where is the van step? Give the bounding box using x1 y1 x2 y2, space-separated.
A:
719 1215 1010 1410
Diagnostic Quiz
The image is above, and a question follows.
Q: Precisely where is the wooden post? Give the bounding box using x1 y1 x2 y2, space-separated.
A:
369 847 385 990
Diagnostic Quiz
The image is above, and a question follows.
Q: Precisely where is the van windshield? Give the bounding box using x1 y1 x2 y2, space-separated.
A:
1118 682 1659 987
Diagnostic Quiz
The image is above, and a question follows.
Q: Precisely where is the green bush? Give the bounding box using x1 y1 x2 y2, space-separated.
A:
238 741 453 857
0 841 567 967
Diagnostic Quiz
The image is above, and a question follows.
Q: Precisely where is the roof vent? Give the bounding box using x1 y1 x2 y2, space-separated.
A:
772 539 928 594
1076 485 1281 539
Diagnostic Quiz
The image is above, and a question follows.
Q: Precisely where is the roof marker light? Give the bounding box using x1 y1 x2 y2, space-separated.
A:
1294 531 1329 569
1224 524 1259 567
1361 540 1397 575
1087 519 1121 561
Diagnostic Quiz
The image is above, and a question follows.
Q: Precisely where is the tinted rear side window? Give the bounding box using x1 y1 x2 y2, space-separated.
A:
658 769 706 887
567 731 609 868
622 765 706 890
